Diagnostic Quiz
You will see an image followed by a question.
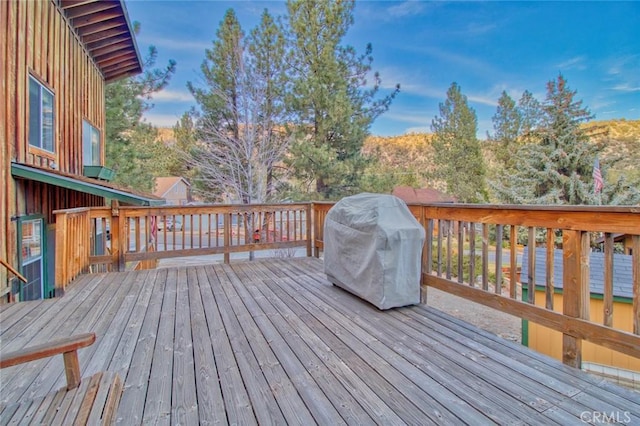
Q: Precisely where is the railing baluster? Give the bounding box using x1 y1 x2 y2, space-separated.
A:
546 228 555 310
426 219 434 275
495 224 503 295
469 222 476 287
446 221 453 280
482 224 489 291
437 220 443 277
527 227 536 304
457 221 464 283
509 225 517 299
633 235 639 334
603 233 613 327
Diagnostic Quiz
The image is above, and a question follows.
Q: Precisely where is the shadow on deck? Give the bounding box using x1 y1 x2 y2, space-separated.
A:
1 258 638 424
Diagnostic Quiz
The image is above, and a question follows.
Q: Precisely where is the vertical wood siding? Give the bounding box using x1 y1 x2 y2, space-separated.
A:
1 0 107 298
4 0 106 172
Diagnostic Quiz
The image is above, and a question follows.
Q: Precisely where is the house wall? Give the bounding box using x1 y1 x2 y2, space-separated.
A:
527 291 640 372
1 0 106 298
164 182 190 205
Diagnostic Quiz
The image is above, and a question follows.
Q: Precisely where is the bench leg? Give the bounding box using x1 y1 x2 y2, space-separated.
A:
63 350 81 390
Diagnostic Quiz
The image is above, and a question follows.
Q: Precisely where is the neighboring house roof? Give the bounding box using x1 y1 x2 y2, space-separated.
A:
521 246 633 299
11 163 164 206
59 0 142 82
593 233 630 244
153 177 190 198
392 186 457 204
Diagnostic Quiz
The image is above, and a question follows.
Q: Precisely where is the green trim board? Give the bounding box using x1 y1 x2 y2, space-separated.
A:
11 162 164 206
83 165 115 181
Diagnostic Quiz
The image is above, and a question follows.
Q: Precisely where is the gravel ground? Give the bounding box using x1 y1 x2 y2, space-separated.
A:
424 286 522 343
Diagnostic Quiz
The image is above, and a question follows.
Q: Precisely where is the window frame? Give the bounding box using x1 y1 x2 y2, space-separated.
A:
28 74 55 154
82 119 102 166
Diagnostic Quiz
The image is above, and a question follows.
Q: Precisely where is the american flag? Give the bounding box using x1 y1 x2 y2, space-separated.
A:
592 157 604 194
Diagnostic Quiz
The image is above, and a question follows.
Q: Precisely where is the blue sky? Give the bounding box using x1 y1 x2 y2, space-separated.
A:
125 1 640 138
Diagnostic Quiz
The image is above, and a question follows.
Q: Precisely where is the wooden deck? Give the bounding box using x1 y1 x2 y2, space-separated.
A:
1 258 638 425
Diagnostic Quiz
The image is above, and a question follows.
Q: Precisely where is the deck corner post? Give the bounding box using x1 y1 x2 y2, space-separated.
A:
562 229 589 368
54 211 68 294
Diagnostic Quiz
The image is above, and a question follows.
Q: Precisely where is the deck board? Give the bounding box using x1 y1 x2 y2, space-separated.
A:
264 260 550 423
1 257 638 425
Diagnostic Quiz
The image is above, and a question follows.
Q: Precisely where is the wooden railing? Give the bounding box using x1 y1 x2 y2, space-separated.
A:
55 203 313 291
313 202 640 367
55 201 640 367
54 207 92 293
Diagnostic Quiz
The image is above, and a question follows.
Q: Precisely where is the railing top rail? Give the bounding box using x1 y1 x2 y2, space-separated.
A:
314 201 640 213
417 203 640 213
118 202 311 210
53 207 92 215
115 203 312 216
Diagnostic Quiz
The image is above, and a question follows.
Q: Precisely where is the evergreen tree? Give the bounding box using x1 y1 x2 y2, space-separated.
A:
491 75 640 205
105 24 176 192
431 82 486 203
487 91 521 172
187 9 243 137
517 90 543 143
284 0 398 199
246 9 289 200
168 111 198 177
186 9 291 205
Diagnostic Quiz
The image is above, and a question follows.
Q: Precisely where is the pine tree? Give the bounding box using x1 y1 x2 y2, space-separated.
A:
246 9 289 200
487 91 521 172
517 90 543 143
284 0 398 199
187 9 244 137
105 27 176 192
431 82 486 203
490 75 640 205
186 9 291 205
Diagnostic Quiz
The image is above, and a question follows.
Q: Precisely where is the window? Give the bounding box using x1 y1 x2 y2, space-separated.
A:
28 76 55 152
82 120 101 165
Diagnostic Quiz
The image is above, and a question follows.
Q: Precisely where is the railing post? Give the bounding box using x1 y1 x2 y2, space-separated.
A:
420 206 429 304
633 235 640 334
562 230 590 368
111 202 125 272
306 204 312 257
224 213 230 264
55 211 68 294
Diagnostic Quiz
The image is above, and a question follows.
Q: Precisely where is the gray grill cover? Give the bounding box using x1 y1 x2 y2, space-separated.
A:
324 193 425 310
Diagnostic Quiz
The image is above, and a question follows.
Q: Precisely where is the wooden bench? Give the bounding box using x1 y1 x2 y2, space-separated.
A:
0 333 123 425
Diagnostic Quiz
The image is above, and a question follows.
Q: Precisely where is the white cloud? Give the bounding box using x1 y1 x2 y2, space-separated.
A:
467 94 498 107
138 35 210 53
143 113 183 128
400 83 445 99
606 54 638 76
612 84 640 93
464 22 496 36
384 110 430 125
387 1 426 18
404 126 431 134
555 56 587 71
152 89 194 102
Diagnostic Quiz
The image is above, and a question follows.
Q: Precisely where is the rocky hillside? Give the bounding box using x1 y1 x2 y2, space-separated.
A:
364 119 640 183
586 119 640 181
